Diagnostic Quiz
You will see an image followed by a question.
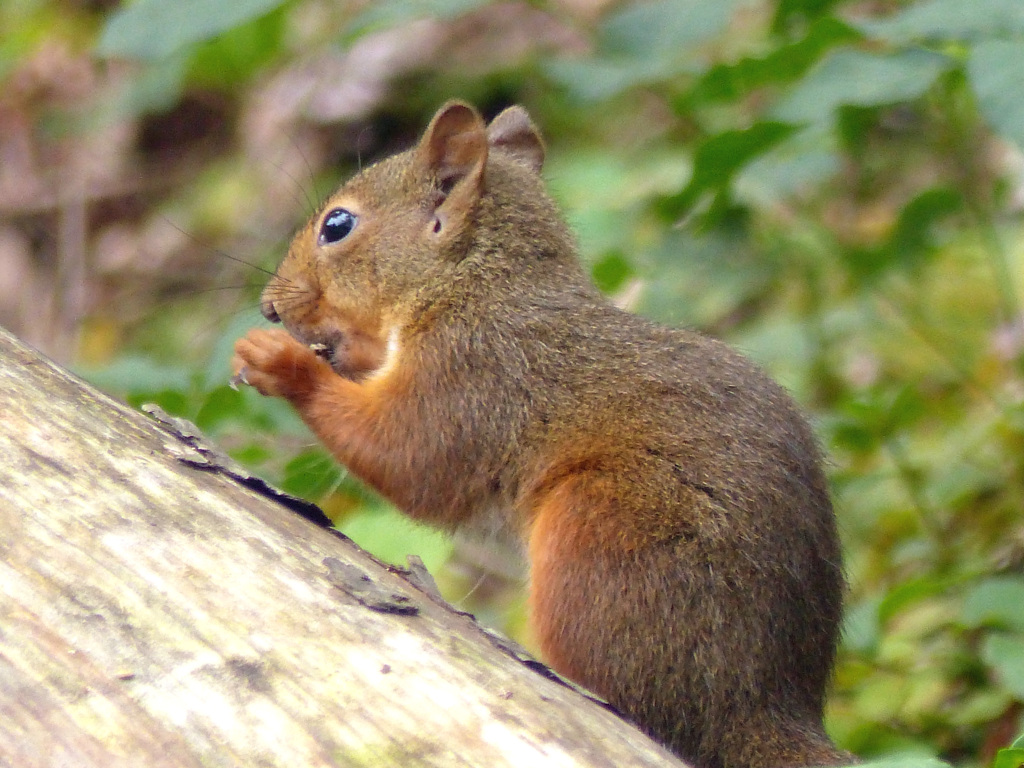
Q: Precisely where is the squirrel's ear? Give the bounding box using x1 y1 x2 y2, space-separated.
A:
418 101 488 192
487 106 545 173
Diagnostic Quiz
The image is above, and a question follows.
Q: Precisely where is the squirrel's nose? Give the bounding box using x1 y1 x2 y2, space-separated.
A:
261 300 281 323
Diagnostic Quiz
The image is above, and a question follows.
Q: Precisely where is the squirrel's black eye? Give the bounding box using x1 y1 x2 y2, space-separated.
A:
319 208 357 245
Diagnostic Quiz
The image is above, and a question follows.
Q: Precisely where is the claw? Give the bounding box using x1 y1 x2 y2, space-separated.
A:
229 367 250 391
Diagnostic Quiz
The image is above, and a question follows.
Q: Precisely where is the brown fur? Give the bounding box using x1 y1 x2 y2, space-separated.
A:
233 101 850 768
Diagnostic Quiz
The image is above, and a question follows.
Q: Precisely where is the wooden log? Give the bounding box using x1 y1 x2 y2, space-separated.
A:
0 325 685 768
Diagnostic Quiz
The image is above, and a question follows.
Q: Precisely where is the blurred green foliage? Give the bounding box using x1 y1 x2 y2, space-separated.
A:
6 0 1024 764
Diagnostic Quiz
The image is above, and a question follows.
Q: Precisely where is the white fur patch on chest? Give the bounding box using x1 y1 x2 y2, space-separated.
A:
365 325 401 383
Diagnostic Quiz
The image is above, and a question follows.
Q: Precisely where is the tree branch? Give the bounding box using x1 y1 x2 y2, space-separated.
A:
0 325 685 768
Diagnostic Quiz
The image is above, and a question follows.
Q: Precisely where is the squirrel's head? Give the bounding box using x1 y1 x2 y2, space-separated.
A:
260 100 548 379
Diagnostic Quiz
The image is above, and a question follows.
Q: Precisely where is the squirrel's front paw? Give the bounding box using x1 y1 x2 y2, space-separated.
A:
232 328 331 403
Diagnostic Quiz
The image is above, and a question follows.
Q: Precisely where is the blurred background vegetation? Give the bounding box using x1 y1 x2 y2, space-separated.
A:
3 0 1024 764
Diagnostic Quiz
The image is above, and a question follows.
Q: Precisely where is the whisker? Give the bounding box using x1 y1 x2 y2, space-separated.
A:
454 571 491 606
269 157 317 217
287 132 324 211
143 286 261 317
202 301 274 330
189 284 264 296
262 286 311 301
261 281 308 295
161 217 284 281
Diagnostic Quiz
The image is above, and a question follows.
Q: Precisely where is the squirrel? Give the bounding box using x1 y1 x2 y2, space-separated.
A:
232 101 849 768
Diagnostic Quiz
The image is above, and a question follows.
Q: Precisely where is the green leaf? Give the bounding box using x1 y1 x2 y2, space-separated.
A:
340 506 455 573
280 449 345 501
771 0 845 34
591 252 634 293
982 634 1024 699
884 188 961 264
994 747 1024 768
194 385 246 433
659 121 796 220
848 758 950 768
104 54 189 117
97 0 289 60
773 48 950 127
833 385 929 445
128 390 191 417
186 4 287 88
686 16 860 106
842 597 884 654
598 0 740 59
855 0 1024 45
735 123 840 203
877 576 954 626
229 443 273 468
960 577 1024 632
967 39 1024 151
203 311 266 393
828 416 878 453
78 355 192 397
547 0 743 100
636 227 763 328
346 0 491 38
546 57 692 102
844 187 962 282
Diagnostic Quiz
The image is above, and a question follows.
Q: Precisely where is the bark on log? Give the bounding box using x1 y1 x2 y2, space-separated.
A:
0 325 686 768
